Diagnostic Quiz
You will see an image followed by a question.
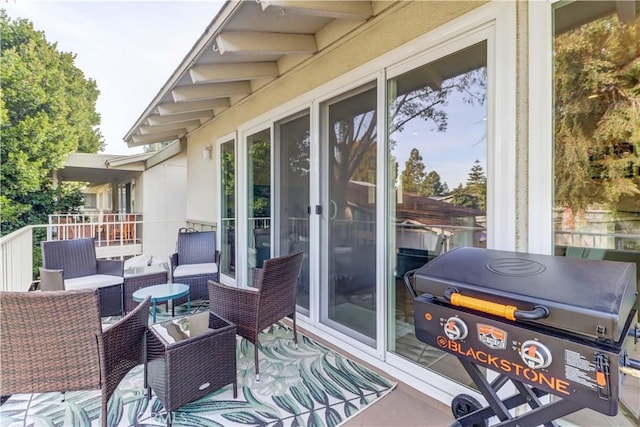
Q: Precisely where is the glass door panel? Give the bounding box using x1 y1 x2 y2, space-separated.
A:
552 3 640 261
322 84 377 344
220 139 236 279
276 112 311 312
387 41 488 387
246 128 271 286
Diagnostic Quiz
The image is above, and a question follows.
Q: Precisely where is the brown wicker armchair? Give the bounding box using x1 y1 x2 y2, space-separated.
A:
0 289 151 427
208 251 304 381
171 230 220 304
40 237 125 317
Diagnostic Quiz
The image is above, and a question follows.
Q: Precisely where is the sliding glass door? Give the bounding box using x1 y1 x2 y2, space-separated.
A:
246 128 271 287
275 112 311 312
387 41 488 387
321 83 378 345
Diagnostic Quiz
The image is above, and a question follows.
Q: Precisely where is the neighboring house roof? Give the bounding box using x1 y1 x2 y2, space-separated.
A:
59 140 184 185
345 181 485 228
124 1 381 147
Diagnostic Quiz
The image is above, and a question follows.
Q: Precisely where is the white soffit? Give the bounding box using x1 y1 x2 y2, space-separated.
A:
124 0 374 147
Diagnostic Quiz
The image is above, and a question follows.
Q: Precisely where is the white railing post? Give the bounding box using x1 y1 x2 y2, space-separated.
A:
0 226 34 292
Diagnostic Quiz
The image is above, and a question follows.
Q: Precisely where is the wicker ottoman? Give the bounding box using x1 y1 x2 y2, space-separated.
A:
146 311 237 426
123 266 169 314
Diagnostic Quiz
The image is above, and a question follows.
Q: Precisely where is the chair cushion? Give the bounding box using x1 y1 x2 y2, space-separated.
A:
173 263 218 278
65 274 123 290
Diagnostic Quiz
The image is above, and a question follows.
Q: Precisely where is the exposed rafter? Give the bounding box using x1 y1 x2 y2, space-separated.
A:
189 62 279 83
131 129 186 145
124 1 375 147
139 120 201 135
147 111 214 125
158 99 230 115
215 31 317 55
260 0 372 20
172 81 251 102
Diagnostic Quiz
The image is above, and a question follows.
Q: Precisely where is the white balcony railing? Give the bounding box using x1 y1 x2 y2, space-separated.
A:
3 218 637 293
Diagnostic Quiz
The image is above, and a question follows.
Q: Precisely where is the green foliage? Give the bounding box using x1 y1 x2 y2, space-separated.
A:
450 160 486 211
248 139 270 218
554 14 640 213
400 148 449 196
401 148 427 195
143 140 172 152
0 11 102 235
221 147 236 217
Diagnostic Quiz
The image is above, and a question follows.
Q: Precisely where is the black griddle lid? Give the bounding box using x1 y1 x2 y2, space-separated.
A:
413 247 636 318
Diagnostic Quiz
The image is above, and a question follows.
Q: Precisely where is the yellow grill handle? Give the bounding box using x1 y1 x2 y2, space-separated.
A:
449 292 518 321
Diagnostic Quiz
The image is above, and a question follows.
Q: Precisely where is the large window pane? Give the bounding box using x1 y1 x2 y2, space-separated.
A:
276 112 310 312
387 42 488 387
220 140 236 278
324 84 378 344
552 2 639 285
247 129 271 286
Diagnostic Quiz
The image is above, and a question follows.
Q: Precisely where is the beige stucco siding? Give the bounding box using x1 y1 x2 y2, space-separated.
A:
186 0 487 224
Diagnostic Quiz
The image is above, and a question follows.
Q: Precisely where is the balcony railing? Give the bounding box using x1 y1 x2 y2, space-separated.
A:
3 219 637 293
0 215 191 292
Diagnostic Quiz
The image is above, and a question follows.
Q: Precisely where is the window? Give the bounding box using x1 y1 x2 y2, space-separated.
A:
83 193 97 209
387 41 488 386
552 1 640 256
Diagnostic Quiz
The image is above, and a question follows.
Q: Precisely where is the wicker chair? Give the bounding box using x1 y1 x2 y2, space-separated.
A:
208 251 304 380
170 230 220 303
40 237 125 317
0 289 151 427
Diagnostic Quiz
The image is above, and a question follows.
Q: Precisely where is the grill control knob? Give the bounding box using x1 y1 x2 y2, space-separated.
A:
520 340 552 369
444 317 468 341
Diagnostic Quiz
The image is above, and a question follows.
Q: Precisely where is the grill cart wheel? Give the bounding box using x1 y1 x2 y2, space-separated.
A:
451 394 487 427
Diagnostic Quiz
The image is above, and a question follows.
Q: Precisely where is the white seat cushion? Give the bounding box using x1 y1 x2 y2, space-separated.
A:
173 263 218 278
65 274 123 290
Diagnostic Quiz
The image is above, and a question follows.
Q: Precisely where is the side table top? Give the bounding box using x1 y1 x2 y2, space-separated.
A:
150 311 233 345
125 265 169 278
132 283 189 303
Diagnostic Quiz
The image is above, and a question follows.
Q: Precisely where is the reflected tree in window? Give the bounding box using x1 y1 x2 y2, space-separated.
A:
401 148 449 196
554 14 640 228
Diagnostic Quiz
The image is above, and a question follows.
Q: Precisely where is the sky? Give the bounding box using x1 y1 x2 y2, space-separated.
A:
3 1 224 154
393 88 486 189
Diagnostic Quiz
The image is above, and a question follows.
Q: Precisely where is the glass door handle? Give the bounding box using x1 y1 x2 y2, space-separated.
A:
329 200 337 220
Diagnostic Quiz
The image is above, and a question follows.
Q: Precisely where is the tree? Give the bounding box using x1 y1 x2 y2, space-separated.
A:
450 160 487 211
554 14 640 222
425 170 449 196
0 11 103 235
143 140 173 152
329 66 486 220
248 139 270 218
401 148 428 195
400 148 449 197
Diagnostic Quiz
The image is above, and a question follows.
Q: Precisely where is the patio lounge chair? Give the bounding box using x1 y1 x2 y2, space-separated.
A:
208 251 304 381
0 289 151 427
40 237 125 316
170 230 220 303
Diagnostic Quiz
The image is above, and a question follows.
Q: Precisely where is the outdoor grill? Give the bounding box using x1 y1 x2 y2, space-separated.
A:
404 247 640 427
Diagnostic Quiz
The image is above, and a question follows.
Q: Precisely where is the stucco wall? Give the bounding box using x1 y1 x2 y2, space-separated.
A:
140 152 187 261
185 0 488 224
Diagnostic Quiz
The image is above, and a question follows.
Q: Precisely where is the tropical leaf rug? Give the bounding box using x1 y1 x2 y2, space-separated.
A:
1 316 396 427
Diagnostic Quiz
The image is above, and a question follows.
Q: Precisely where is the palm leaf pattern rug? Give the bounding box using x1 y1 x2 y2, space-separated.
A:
1 309 395 427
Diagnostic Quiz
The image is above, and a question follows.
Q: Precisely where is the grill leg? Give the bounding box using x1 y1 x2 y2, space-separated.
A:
460 359 512 422
493 398 583 427
454 359 585 427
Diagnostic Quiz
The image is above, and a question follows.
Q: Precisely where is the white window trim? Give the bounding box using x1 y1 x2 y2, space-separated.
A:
528 0 555 255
